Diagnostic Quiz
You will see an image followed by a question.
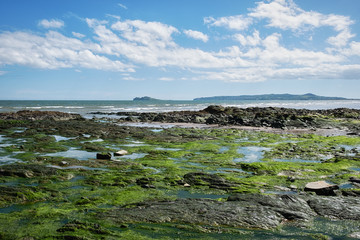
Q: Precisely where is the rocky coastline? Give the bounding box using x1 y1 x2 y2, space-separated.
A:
0 109 359 239
92 105 360 135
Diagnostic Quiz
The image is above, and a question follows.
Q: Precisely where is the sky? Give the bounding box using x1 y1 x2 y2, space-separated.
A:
0 0 359 100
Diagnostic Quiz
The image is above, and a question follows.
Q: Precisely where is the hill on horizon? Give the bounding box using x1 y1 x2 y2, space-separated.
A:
193 93 350 101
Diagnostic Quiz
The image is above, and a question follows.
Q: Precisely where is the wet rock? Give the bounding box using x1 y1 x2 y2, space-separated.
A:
96 152 112 160
342 189 360 197
101 198 286 229
227 194 314 221
349 177 360 184
114 150 128 156
307 196 360 220
0 164 57 178
304 181 339 196
100 194 360 230
0 110 83 121
183 172 237 190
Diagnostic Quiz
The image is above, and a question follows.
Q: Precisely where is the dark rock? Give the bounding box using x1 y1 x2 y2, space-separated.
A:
307 196 360 220
342 190 360 197
100 194 360 230
0 110 83 121
0 164 58 178
350 177 360 183
96 152 112 160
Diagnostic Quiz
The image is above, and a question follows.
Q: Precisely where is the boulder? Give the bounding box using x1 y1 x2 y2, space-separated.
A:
96 152 112 160
304 181 339 196
114 150 128 156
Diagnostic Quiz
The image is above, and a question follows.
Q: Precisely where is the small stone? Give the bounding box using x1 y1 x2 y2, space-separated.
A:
96 152 112 160
114 150 128 156
348 232 360 239
184 183 191 187
60 161 68 166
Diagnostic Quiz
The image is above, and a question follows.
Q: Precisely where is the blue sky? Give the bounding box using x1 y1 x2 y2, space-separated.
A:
0 0 359 100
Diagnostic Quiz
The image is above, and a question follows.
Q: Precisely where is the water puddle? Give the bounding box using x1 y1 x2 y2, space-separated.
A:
151 129 163 133
273 158 321 163
339 183 356 189
0 155 23 165
234 146 271 163
52 135 75 142
114 153 147 160
143 166 161 174
86 138 104 143
155 147 181 151
44 147 96 160
13 128 27 133
219 146 229 153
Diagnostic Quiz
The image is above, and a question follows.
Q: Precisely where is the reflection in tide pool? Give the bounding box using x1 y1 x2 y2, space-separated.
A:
44 147 96 160
234 146 270 163
0 155 23 165
273 158 321 163
114 153 147 160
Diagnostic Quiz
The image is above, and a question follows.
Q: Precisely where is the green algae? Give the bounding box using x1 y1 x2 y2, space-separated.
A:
0 117 360 239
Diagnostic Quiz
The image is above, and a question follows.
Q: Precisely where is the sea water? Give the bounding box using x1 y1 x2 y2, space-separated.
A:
0 99 359 118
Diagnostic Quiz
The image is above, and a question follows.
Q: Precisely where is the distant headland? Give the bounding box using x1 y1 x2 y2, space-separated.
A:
133 96 161 101
193 93 350 101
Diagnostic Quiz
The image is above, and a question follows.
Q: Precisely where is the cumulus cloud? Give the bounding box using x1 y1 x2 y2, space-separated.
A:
38 19 64 29
0 30 133 71
234 30 261 47
0 0 359 84
72 32 85 38
183 29 209 42
204 15 252 30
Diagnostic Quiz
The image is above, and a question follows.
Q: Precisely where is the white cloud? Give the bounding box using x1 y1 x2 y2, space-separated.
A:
38 19 64 29
159 77 174 81
183 29 209 42
0 0 359 84
118 3 127 9
248 0 355 48
327 29 355 47
72 32 85 38
204 15 252 30
234 30 261 46
0 30 133 71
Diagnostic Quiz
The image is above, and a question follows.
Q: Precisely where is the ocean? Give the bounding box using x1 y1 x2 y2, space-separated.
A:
0 99 360 118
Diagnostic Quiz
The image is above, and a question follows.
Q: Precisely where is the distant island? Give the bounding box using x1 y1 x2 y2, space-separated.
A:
133 96 161 101
193 93 349 101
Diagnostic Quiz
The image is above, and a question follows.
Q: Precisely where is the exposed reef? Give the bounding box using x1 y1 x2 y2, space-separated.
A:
0 110 359 239
91 105 360 135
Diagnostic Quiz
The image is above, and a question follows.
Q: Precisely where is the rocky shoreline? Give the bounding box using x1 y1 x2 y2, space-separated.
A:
0 110 360 239
91 105 360 135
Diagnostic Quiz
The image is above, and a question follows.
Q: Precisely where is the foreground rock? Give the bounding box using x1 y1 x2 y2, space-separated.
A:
100 194 360 230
